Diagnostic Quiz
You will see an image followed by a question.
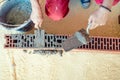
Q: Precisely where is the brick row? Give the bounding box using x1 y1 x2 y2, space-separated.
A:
4 33 120 51
79 37 120 51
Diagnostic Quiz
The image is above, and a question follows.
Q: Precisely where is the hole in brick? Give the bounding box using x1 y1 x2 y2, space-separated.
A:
83 45 85 48
116 39 118 45
10 40 12 43
27 35 30 38
59 45 62 47
110 39 112 45
51 36 53 39
92 45 94 49
57 39 62 43
7 42 9 44
98 38 100 44
86 45 88 48
101 38 103 41
13 44 15 47
30 44 33 47
62 36 65 39
54 37 56 42
45 36 47 39
45 43 47 47
65 36 68 39
101 43 103 49
48 36 50 42
110 46 112 50
94 43 97 49
113 44 115 50
104 38 106 45
27 41 29 47
116 47 118 50
92 40 94 44
119 44 120 50
31 38 33 42
79 46 82 48
24 44 26 47
104 46 106 50
5 36 9 38
33 36 35 39
98 46 100 49
51 42 53 47
51 44 53 47
24 38 26 42
18 40 20 42
13 40 17 43
57 36 59 38
113 39 115 42
48 44 50 47
5 45 9 47
22 36 24 39
10 36 12 39
107 38 109 42
10 44 12 47
107 44 109 50
95 37 97 41
89 42 91 49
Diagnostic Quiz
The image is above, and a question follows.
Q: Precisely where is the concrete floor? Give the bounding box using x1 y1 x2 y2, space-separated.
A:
0 0 120 80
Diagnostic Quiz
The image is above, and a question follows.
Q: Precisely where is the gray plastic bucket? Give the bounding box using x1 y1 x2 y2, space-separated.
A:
0 0 34 32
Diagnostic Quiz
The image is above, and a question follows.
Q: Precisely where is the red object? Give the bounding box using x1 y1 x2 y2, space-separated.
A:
95 0 120 6
45 0 69 21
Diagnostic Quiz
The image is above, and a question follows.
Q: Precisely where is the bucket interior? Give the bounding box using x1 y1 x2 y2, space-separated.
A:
0 0 32 25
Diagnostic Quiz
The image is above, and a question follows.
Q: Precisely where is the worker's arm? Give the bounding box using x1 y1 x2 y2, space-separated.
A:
30 0 43 28
88 0 114 30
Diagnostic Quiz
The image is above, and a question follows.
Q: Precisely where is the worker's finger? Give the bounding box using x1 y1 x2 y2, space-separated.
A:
86 22 92 34
35 24 39 29
99 24 103 26
38 22 42 28
94 24 99 28
89 21 97 30
88 16 93 24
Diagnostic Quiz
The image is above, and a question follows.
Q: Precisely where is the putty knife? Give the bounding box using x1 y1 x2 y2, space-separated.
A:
62 24 92 51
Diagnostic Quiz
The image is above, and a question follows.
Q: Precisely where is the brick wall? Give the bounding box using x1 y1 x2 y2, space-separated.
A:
79 37 120 51
4 33 120 51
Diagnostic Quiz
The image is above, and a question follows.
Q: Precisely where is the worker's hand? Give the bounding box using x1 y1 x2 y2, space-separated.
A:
88 7 110 30
30 10 43 29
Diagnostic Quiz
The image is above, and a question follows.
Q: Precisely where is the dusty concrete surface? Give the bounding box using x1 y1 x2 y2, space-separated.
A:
0 0 120 80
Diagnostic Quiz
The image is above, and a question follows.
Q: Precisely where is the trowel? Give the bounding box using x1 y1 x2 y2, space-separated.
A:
62 23 92 52
34 25 45 48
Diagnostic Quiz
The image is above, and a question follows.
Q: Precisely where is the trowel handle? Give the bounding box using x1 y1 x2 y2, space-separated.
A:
86 23 92 34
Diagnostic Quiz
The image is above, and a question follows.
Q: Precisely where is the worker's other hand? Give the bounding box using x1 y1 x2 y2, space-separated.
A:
88 7 110 30
30 10 43 29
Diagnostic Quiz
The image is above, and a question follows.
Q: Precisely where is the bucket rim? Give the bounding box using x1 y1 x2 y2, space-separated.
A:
0 18 31 27
0 19 33 30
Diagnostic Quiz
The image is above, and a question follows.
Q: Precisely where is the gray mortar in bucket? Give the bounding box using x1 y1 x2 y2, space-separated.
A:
0 0 34 32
